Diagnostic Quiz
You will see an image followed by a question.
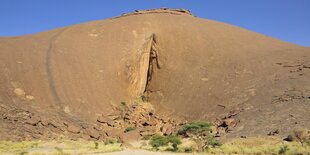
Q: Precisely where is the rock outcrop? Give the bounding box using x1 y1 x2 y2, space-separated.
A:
0 8 309 140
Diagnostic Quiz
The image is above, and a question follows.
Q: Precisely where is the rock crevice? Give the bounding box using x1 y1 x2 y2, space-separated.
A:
129 34 160 99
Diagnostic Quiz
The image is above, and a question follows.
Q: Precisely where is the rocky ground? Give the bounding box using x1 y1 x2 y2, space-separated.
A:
0 98 243 145
0 100 184 142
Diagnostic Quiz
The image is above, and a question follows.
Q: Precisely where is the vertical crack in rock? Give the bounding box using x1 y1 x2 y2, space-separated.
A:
130 34 160 99
145 34 160 92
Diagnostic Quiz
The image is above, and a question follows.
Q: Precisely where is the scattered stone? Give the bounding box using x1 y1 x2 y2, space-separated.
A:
14 88 26 96
142 121 153 126
140 131 156 136
40 119 49 126
67 124 81 134
25 95 35 101
105 128 123 138
209 126 217 135
227 108 244 118
48 120 62 128
201 78 209 82
63 106 71 114
217 127 226 135
25 116 41 126
81 134 91 140
268 129 279 136
223 118 235 127
161 124 173 135
93 124 103 131
107 121 120 127
106 115 120 120
97 116 110 123
284 135 296 142
87 128 100 140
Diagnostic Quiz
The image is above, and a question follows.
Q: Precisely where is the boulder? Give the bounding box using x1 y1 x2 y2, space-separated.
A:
223 118 236 127
119 130 141 143
140 130 156 136
105 128 123 138
142 121 154 126
161 124 173 135
67 124 81 134
25 116 41 126
106 115 120 120
267 129 279 136
284 135 297 142
97 116 110 123
87 128 100 140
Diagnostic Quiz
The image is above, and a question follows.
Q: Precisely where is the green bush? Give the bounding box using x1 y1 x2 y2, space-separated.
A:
208 137 222 147
149 135 181 151
178 121 211 136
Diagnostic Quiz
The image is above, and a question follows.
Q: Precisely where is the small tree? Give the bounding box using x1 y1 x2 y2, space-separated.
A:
149 135 181 151
178 121 220 151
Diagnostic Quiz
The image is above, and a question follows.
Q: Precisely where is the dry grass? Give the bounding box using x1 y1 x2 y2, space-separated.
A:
1 137 309 154
136 136 310 154
0 140 122 155
207 136 310 154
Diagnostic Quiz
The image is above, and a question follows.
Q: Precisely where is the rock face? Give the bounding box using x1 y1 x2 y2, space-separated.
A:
0 8 310 140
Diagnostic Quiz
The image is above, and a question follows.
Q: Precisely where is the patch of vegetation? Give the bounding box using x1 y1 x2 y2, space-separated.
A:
149 135 181 151
178 121 212 135
94 142 99 149
125 126 136 132
142 135 152 140
0 140 122 154
54 146 65 154
141 95 148 102
180 146 194 153
120 101 127 106
207 137 310 154
19 151 28 155
279 145 289 154
178 121 221 151
104 138 119 145
0 141 39 154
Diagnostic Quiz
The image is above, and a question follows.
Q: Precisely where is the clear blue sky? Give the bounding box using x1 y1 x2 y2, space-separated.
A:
1 0 309 46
